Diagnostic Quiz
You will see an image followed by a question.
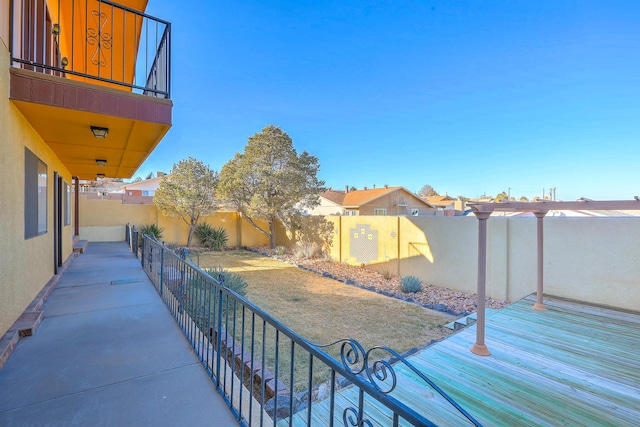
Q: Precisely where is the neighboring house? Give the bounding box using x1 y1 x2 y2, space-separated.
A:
306 188 346 215
426 194 465 213
326 186 435 216
0 1 171 343
78 179 126 194
121 173 168 197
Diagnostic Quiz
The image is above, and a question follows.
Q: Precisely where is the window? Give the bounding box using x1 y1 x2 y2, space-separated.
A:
142 190 155 196
65 182 71 225
411 209 419 216
25 148 47 238
343 209 357 216
374 208 387 216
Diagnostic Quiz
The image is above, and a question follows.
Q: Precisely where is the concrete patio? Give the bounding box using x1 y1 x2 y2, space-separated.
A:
0 242 238 426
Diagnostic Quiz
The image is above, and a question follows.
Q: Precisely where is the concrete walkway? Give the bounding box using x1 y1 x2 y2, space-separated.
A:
0 242 238 426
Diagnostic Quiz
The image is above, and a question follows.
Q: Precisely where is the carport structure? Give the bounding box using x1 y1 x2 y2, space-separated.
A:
468 198 640 356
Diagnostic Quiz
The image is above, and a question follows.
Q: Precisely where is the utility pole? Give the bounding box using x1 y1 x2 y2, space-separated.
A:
508 187 511 200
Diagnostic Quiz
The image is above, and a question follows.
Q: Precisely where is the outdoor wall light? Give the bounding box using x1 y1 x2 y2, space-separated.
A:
90 126 109 138
52 23 60 36
96 173 105 179
96 159 107 166
61 57 69 68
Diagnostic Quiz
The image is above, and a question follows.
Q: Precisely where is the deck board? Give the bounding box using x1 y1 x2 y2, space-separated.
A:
285 295 640 426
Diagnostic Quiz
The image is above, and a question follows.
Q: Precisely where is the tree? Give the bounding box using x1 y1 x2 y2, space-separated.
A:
495 191 509 202
519 196 529 202
418 184 439 199
154 157 219 247
218 125 325 248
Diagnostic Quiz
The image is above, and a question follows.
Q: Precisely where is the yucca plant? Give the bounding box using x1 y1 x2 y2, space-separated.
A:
195 223 228 250
138 223 163 239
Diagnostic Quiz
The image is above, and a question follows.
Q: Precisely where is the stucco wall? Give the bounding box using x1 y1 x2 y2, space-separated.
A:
325 215 640 311
79 196 272 247
0 43 74 336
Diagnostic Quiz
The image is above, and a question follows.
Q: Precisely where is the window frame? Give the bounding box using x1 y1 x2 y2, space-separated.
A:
24 148 48 239
374 208 387 216
64 182 71 226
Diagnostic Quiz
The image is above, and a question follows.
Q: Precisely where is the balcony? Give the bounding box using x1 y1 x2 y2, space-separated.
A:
8 0 172 180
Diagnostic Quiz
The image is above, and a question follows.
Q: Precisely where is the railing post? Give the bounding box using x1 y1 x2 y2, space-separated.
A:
471 211 491 356
216 286 223 387
159 246 164 297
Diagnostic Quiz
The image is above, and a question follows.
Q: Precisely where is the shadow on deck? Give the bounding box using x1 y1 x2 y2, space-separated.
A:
298 295 640 426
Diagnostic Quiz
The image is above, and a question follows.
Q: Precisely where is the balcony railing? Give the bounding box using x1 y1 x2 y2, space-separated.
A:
10 0 170 98
139 234 482 427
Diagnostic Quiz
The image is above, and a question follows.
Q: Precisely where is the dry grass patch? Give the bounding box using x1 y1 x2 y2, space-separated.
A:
198 250 453 354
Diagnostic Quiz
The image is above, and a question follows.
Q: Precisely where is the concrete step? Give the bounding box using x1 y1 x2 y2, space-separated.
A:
73 239 89 254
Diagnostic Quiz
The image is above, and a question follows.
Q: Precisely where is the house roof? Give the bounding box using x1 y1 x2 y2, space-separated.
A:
426 195 456 204
341 186 434 208
321 189 346 205
122 175 168 190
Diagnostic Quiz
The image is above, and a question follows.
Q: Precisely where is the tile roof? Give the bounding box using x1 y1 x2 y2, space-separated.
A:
321 189 346 205
342 186 403 207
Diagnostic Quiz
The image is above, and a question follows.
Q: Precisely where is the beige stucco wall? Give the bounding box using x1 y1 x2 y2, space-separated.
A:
0 42 74 336
316 215 640 311
79 197 272 247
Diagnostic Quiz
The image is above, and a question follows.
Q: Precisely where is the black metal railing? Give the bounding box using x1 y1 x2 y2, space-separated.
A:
125 223 138 257
140 235 482 427
10 0 170 98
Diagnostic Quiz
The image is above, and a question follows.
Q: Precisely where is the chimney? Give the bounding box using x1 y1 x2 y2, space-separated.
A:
373 184 376 189
364 186 368 191
345 185 349 193
384 184 388 189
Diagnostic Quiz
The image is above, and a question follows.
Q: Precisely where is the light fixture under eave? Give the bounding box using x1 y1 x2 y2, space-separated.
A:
96 173 105 179
96 159 107 166
90 126 109 138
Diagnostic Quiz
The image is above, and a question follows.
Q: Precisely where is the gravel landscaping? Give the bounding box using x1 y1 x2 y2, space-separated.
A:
251 246 509 316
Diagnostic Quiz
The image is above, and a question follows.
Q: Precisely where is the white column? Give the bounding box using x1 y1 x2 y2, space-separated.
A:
533 211 548 310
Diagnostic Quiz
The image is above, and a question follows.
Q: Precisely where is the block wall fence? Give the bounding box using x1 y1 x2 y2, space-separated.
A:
79 196 640 312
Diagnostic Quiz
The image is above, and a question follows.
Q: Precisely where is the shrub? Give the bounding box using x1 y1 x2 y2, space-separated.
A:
138 224 163 246
275 246 287 255
400 276 423 293
292 242 317 260
195 223 229 250
202 266 248 298
380 266 394 280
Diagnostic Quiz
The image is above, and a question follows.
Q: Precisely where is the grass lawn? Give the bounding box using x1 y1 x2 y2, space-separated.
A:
196 250 453 392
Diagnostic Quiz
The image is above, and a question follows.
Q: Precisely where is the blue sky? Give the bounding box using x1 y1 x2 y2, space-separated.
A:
139 0 640 201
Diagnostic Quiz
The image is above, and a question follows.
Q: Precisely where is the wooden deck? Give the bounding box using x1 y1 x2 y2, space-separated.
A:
285 295 640 426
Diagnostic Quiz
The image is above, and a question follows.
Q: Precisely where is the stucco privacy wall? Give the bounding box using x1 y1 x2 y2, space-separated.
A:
79 196 272 247
331 215 640 311
0 43 74 335
78 194 640 311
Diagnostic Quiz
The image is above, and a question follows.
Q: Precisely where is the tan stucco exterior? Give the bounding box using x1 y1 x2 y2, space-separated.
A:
328 215 640 312
0 42 74 335
78 196 273 247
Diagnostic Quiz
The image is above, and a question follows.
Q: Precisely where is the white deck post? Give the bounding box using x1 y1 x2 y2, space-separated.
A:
533 211 548 310
471 211 491 356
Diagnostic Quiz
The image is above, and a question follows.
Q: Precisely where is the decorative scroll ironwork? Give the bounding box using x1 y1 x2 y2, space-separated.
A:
343 407 373 427
316 338 483 427
87 10 112 67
